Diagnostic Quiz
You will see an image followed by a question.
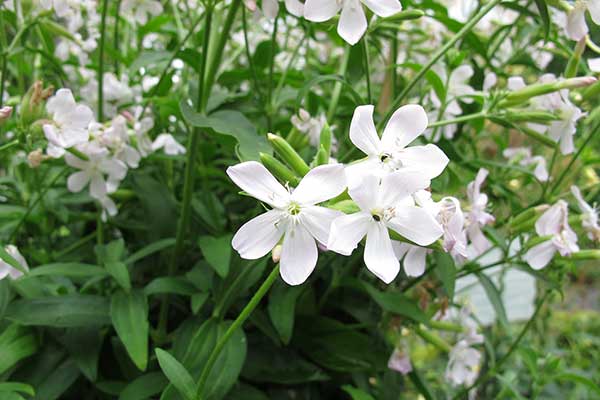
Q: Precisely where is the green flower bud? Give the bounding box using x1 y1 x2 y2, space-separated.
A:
267 133 310 176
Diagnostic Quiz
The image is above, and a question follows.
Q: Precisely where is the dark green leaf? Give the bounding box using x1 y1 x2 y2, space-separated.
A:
0 382 35 396
27 263 107 278
476 272 509 328
198 234 232 278
435 252 456 299
268 282 303 344
111 290 149 371
119 372 169 400
155 349 197 400
106 261 132 291
364 285 429 325
342 385 376 400
124 238 176 265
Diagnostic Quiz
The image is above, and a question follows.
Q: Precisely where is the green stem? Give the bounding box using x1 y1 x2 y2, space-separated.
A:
113 0 122 74
327 45 351 121
380 0 503 128
195 264 280 399
0 139 18 152
0 8 7 102
427 112 486 128
157 4 214 339
242 6 263 101
97 0 109 121
266 12 279 131
362 35 372 104
391 34 398 99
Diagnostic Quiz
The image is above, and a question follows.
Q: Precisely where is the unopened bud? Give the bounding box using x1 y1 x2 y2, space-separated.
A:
260 152 301 186
27 149 46 168
271 244 282 263
500 76 597 107
0 106 12 125
267 133 310 176
20 81 54 125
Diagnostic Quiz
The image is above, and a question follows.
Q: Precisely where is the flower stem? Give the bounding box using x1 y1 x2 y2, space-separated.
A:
113 0 122 74
97 0 109 121
195 264 280 399
362 35 372 104
157 4 214 339
427 112 486 128
380 0 503 128
327 45 351 121
266 12 279 131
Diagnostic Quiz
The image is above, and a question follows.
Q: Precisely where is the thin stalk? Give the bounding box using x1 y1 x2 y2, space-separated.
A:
428 111 486 128
274 31 306 102
242 6 263 100
0 139 18 152
113 0 122 74
157 5 214 338
327 45 351 121
266 12 279 131
0 8 9 101
391 34 398 99
380 0 503 129
196 264 280 399
362 35 372 104
97 0 109 121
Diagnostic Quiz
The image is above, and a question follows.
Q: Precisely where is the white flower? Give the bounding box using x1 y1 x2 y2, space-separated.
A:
65 150 127 200
571 186 600 242
0 245 29 280
446 333 483 386
524 200 579 270
503 147 548 182
152 133 186 155
328 172 443 283
97 116 141 168
43 89 94 158
121 0 163 25
392 241 429 277
291 108 337 150
227 162 346 286
565 0 600 40
466 169 495 257
590 57 600 72
388 348 413 375
262 0 304 19
437 196 469 261
345 104 449 186
304 0 402 45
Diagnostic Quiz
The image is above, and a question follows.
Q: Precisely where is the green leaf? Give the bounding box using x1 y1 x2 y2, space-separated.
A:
155 349 197 400
191 292 209 314
341 386 375 400
0 280 10 319
555 372 600 395
111 290 149 371
0 383 35 396
57 327 103 381
33 359 80 400
0 325 38 374
198 234 232 278
144 277 197 297
408 369 435 400
27 263 107 278
5 295 111 327
268 282 303 344
364 285 429 325
476 272 509 328
533 0 550 40
119 372 169 400
434 252 456 299
106 261 132 291
124 238 176 265
180 102 270 161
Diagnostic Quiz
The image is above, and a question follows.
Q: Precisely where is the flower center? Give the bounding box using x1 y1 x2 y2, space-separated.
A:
287 201 301 216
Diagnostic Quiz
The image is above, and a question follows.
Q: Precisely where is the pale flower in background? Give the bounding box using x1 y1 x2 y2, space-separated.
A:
446 329 484 386
590 58 600 72
328 172 443 283
571 186 600 242
304 0 402 45
388 348 413 375
524 200 579 270
466 169 495 257
121 0 163 25
0 245 29 280
564 0 600 40
345 104 448 185
65 150 127 200
152 133 186 155
503 147 549 182
291 108 337 150
227 162 346 286
43 88 94 158
262 0 304 19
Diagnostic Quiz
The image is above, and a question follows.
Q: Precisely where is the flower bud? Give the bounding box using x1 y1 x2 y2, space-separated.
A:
267 133 310 176
27 149 45 168
500 76 597 107
271 244 282 263
20 81 54 126
259 152 301 186
0 106 12 125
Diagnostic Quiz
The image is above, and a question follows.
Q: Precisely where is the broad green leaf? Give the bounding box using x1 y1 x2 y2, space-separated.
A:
155 349 197 400
180 102 270 161
408 369 435 400
364 285 429 325
119 372 169 400
555 372 600 395
191 292 209 314
476 272 509 328
0 280 10 319
106 261 132 291
0 383 35 396
5 295 111 327
27 263 107 278
342 386 376 400
33 359 79 400
268 282 303 344
0 325 38 374
435 252 456 299
124 238 176 265
198 234 232 278
144 277 197 297
111 290 149 371
57 327 103 381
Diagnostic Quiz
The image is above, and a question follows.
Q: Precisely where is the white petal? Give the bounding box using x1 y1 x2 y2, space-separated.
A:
344 157 382 188
450 65 474 86
589 57 600 73
404 246 427 277
90 174 107 199
360 0 402 17
227 161 290 208
338 0 368 46
364 222 400 283
232 209 285 259
284 0 304 17
524 240 556 270
67 171 90 193
535 202 564 236
379 170 429 207
66 105 94 129
47 89 75 116
397 144 449 180
327 212 371 255
280 225 318 285
348 173 380 211
388 206 443 246
300 206 342 245
262 0 279 19
349 105 381 156
589 0 600 24
64 153 89 169
292 163 346 205
381 104 428 149
304 0 339 21
566 7 588 40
